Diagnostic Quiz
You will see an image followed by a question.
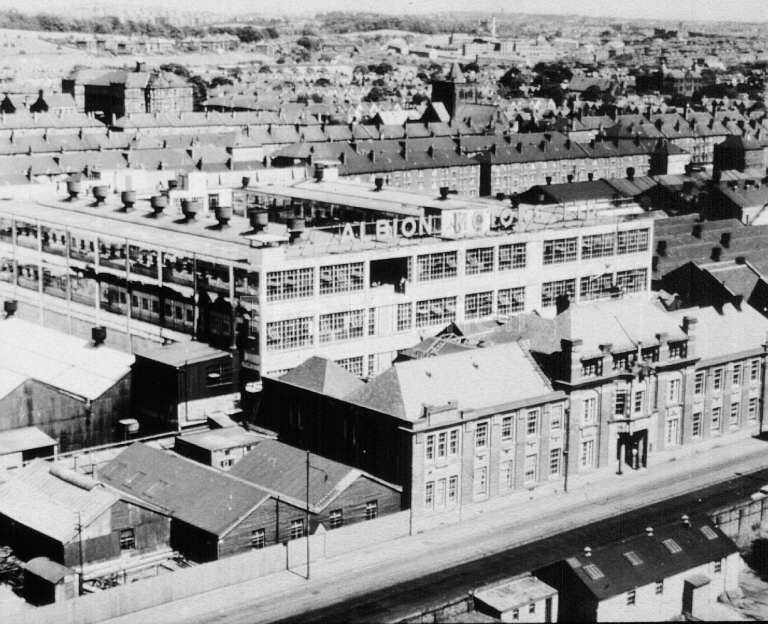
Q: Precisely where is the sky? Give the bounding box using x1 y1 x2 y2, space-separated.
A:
0 0 766 23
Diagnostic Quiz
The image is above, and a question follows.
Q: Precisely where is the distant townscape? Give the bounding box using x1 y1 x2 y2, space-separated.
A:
1 7 768 624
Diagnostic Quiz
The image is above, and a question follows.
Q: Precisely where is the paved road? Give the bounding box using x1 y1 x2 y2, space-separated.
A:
278 467 768 624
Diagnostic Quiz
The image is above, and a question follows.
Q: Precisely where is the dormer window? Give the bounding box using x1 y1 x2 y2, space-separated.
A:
640 346 659 362
581 357 603 378
613 351 634 372
668 341 687 360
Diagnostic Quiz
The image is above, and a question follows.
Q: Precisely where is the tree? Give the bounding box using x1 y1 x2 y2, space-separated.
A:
296 36 321 51
582 85 603 102
314 77 331 87
209 76 233 89
160 63 191 79
364 86 386 102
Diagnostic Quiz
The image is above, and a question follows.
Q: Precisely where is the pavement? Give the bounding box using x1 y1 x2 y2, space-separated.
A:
105 433 768 624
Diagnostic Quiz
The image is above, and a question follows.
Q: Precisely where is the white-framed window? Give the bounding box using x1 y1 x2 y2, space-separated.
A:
580 439 595 468
475 421 489 448
526 409 539 436
415 296 456 328
655 580 664 595
250 528 266 549
667 377 682 404
474 466 488 496
417 251 457 281
498 243 526 270
266 317 313 351
425 481 434 509
711 406 721 431
449 429 459 455
550 404 563 431
694 371 704 395
447 475 458 504
329 509 343 528
580 273 614 302
465 291 494 320
465 247 494 275
751 358 761 382
714 560 722 574
615 268 647 294
497 286 525 315
365 500 378 520
692 411 702 438
543 237 577 264
524 454 538 483
335 356 364 378
729 402 740 426
665 416 680 446
501 414 514 440
549 448 562 476
289 519 304 540
713 368 723 392
615 391 627 417
732 364 742 387
582 395 597 425
396 302 413 332
616 228 649 254
581 232 615 259
749 397 759 421
633 390 644 413
541 278 575 307
266 267 314 301
582 358 603 377
319 262 364 295
626 589 636 606
425 434 435 460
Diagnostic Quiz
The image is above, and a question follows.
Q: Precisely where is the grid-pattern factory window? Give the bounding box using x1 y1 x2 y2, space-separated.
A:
266 317 313 351
580 273 614 301
465 247 494 275
318 310 364 343
335 356 364 377
416 251 457 281
319 262 364 295
329 510 343 529
498 243 526 270
497 287 525 315
289 519 304 540
365 501 378 520
617 228 649 254
616 268 647 294
465 291 493 320
266 267 314 302
543 237 577 265
581 232 615 259
396 302 413 332
250 529 266 549
415 296 456 328
541 279 575 308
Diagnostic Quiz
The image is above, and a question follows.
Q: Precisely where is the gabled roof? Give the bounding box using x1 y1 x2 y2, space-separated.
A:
444 62 467 83
345 342 555 422
557 518 737 600
275 356 364 398
98 443 272 537
230 439 399 511
0 461 117 543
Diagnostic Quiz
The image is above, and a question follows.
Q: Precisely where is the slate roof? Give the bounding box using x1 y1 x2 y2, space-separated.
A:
98 443 271 537
0 461 117 543
556 518 737 600
344 342 555 422
275 356 364 399
230 439 398 510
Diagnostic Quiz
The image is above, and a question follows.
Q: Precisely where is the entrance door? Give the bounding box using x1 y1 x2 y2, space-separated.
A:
545 597 553 623
617 430 648 469
683 581 693 615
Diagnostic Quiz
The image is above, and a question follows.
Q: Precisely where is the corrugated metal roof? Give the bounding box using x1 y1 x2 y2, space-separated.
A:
0 426 56 456
0 318 133 401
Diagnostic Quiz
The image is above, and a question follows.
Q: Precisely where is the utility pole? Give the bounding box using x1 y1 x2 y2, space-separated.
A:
305 449 310 580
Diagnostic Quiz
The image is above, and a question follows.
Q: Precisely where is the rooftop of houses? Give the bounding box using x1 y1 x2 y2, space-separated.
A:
276 356 364 399
98 443 271 537
553 518 737 600
0 317 133 402
175 427 269 453
229 439 400 512
0 461 117 543
343 342 559 423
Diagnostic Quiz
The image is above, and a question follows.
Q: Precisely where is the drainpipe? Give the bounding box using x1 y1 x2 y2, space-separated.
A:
563 406 571 493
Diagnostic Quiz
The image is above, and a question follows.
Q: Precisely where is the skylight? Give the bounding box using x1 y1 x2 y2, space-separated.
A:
584 564 605 580
623 551 643 566
662 538 682 554
700 526 718 541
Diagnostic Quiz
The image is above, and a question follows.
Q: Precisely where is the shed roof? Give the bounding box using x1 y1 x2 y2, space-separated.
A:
0 318 133 401
24 557 74 583
0 426 56 456
98 443 272 537
135 341 231 368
